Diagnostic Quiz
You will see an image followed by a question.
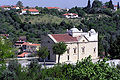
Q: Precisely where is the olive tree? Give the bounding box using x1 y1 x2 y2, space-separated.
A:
53 42 67 64
37 47 49 66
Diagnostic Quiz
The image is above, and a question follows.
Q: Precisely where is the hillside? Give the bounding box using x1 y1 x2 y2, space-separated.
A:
0 5 120 57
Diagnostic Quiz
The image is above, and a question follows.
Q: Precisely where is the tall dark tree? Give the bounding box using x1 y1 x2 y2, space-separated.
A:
87 0 91 8
117 2 120 10
108 0 114 9
16 1 23 7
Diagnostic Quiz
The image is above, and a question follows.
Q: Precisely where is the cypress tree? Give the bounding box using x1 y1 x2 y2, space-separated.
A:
87 0 91 8
108 0 114 9
117 2 119 10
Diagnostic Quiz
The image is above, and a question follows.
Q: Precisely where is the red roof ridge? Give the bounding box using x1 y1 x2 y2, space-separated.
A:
22 8 39 12
46 7 60 9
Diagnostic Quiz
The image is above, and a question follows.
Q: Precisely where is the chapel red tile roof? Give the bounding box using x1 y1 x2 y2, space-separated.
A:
51 34 77 42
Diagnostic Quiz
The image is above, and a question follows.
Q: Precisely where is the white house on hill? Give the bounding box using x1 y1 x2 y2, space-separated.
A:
63 13 78 18
20 9 39 15
41 27 98 64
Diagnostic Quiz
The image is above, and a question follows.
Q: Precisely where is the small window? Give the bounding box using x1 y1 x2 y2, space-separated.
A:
48 51 50 60
81 47 85 53
68 55 69 60
94 47 96 53
83 40 85 42
73 48 76 53
67 49 69 54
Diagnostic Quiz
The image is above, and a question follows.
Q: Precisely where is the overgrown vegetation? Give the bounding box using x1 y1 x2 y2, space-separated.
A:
0 56 120 80
0 0 120 58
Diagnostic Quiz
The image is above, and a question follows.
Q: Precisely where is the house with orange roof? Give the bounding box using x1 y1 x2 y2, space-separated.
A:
20 8 39 15
11 5 20 10
63 13 78 18
114 5 118 10
46 7 62 11
41 27 98 63
0 5 11 10
15 41 40 53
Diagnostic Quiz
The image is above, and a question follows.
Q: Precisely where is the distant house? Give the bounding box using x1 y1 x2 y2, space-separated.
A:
19 36 26 41
11 5 20 10
46 7 62 11
20 8 39 15
15 41 40 53
41 27 98 63
63 13 78 18
22 42 40 52
0 5 11 10
0 34 9 39
114 5 118 10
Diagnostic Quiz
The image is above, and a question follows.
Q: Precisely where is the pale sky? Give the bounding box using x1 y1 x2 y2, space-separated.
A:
0 0 119 8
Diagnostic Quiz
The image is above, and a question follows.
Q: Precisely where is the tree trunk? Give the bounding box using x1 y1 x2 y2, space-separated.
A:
44 59 45 66
58 54 60 64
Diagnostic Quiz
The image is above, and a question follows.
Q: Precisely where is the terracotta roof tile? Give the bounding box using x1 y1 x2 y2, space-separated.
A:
1 5 10 8
51 34 77 42
46 7 60 9
114 5 118 7
18 52 28 57
15 42 40 46
22 9 39 12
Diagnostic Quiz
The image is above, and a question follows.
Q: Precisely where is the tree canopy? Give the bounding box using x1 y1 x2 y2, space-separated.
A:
0 37 14 63
16 1 23 7
53 42 67 64
37 47 49 65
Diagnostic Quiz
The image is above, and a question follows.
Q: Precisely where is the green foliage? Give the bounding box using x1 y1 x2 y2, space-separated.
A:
109 36 120 59
69 7 86 17
37 47 49 65
92 0 102 8
37 47 49 59
0 56 119 80
0 37 14 63
108 0 114 9
53 42 67 64
26 10 30 15
53 42 67 55
16 1 23 7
